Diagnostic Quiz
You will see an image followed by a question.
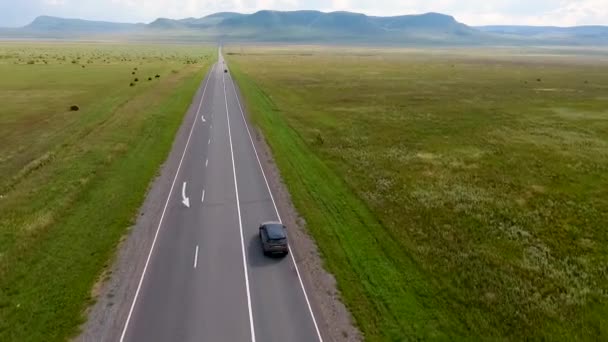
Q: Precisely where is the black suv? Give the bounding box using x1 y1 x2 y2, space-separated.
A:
259 221 289 257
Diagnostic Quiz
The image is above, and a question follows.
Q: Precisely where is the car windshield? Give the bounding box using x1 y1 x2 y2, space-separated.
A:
265 224 286 240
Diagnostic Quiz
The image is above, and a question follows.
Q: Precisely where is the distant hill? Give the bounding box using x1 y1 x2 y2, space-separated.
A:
149 12 244 29
217 11 474 37
476 25 608 43
2 11 607 45
374 12 469 32
476 25 608 45
25 15 141 33
477 25 608 36
215 10 480 42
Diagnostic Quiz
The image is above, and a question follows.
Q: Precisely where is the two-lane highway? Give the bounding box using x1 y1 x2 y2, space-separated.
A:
120 50 322 342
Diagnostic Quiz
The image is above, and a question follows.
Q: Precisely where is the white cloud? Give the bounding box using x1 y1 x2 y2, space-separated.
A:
327 0 608 26
452 0 608 26
106 0 304 20
43 0 67 5
330 0 351 11
547 0 608 26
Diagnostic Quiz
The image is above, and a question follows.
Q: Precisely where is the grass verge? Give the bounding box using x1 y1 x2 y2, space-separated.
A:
229 63 465 341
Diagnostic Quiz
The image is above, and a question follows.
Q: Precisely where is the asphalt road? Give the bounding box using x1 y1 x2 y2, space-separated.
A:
119 49 323 342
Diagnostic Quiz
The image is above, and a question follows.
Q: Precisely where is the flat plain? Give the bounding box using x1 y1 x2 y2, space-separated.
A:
226 46 608 341
0 42 213 341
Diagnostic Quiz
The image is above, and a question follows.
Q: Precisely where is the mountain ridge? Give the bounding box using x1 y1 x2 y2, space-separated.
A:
26 15 143 32
3 10 607 45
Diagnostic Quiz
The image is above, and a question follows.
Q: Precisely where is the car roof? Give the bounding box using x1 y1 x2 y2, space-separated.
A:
263 223 286 239
261 221 282 226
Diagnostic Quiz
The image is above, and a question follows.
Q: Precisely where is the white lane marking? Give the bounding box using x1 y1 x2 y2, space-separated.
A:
222 67 256 342
208 138 211 145
228 69 324 342
205 159 209 167
119 63 215 342
201 189 205 203
201 115 206 123
181 182 190 208
193 245 199 269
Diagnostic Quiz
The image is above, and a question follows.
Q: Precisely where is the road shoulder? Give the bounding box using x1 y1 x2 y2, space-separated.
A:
231 81 363 342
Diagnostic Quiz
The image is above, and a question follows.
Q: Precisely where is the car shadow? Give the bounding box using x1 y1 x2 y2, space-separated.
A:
247 235 285 268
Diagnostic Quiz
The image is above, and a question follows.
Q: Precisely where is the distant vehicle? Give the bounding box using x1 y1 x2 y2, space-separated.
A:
259 221 289 256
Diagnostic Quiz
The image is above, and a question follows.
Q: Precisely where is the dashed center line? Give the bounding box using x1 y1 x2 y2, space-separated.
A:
119 63 215 342
205 158 209 167
201 189 205 203
193 245 199 269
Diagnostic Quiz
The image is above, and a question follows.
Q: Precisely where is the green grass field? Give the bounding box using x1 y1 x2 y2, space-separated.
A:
226 46 608 340
0 42 213 341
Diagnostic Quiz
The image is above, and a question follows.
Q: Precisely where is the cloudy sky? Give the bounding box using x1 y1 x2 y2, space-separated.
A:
1 0 607 27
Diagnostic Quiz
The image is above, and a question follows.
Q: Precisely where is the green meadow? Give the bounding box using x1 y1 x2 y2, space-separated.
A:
227 46 608 341
0 42 213 341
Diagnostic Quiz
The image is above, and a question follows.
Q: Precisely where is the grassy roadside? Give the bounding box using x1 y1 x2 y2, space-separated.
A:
0 43 214 341
227 47 608 341
228 63 465 341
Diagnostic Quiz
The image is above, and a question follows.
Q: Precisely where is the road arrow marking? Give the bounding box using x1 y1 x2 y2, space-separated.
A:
182 182 190 208
193 245 199 268
201 115 206 123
